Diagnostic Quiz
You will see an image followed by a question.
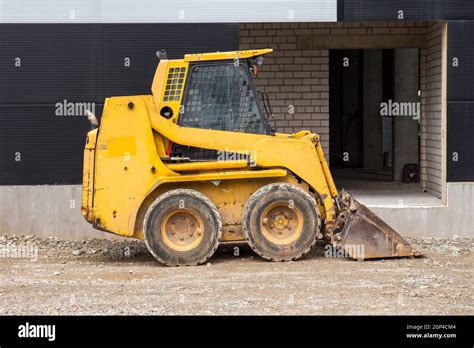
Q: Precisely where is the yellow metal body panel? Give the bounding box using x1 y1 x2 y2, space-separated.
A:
81 128 98 221
184 49 273 62
82 48 339 242
90 96 174 235
166 160 248 172
151 59 189 125
315 141 338 198
107 136 136 157
152 132 168 158
151 58 167 112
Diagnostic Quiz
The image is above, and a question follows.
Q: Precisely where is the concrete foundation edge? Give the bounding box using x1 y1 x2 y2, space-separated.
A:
0 183 473 239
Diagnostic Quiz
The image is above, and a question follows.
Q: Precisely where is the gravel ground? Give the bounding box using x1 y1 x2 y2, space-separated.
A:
0 234 472 315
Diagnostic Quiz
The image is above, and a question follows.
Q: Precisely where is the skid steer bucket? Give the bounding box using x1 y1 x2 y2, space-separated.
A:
333 191 420 260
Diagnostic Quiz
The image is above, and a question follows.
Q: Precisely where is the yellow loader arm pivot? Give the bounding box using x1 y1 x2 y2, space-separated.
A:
81 48 418 266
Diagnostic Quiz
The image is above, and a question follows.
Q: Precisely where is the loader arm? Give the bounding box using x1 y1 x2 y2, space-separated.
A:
144 97 339 225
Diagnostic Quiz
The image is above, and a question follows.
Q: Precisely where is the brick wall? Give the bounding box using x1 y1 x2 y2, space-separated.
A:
240 23 330 151
240 21 429 155
240 21 444 197
420 22 445 198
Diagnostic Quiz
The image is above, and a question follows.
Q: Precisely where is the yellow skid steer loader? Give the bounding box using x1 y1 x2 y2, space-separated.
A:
81 48 418 266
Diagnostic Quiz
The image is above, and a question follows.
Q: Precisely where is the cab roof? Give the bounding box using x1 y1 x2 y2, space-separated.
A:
183 48 273 62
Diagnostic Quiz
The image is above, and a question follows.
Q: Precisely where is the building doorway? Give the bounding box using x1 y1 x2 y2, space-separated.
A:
329 48 432 204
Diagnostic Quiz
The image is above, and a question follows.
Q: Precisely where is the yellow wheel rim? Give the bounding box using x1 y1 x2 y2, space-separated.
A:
260 202 304 245
161 209 204 252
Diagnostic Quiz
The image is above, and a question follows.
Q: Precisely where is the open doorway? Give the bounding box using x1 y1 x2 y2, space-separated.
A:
329 49 435 205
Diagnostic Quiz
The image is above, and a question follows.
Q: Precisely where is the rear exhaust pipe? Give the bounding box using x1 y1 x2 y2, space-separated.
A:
85 110 99 130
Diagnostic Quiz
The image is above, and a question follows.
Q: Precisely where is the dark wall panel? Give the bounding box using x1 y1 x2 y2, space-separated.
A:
342 0 474 20
0 24 99 104
0 104 102 185
447 20 474 182
98 24 239 100
0 23 239 185
447 21 474 101
447 102 474 181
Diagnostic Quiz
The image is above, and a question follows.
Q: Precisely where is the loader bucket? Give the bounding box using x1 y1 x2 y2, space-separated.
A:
334 191 420 260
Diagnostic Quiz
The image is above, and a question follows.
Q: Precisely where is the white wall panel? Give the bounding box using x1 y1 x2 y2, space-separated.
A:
0 0 337 23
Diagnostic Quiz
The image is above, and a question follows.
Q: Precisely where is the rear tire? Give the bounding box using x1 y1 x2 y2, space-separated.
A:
242 183 319 261
144 189 222 266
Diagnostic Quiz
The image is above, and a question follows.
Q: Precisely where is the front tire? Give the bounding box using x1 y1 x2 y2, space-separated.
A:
144 189 222 266
242 183 320 261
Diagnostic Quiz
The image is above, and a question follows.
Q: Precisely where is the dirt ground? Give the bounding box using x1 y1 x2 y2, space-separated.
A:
0 234 472 315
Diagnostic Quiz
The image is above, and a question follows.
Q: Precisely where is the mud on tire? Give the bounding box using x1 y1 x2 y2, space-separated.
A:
242 183 320 261
144 189 222 266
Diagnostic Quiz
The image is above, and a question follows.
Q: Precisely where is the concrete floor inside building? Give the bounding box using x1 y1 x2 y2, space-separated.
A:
332 168 443 207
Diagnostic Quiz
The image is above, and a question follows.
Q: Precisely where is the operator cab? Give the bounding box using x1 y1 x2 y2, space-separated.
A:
152 49 275 161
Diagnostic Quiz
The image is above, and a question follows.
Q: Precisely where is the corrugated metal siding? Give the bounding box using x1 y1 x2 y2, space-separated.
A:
0 25 99 104
447 102 474 182
98 24 239 100
447 20 474 182
447 21 474 102
342 0 474 20
0 104 103 185
0 0 337 23
0 23 239 185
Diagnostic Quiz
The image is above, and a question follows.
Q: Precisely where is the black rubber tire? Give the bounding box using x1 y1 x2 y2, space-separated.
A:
242 183 320 261
144 189 222 266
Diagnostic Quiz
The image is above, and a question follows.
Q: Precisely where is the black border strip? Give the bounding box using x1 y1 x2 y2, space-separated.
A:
0 315 472 346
